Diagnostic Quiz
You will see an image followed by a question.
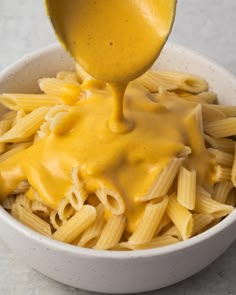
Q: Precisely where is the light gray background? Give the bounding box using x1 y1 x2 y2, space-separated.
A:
0 1 236 294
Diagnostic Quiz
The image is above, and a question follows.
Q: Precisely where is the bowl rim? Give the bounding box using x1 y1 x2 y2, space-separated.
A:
0 42 236 259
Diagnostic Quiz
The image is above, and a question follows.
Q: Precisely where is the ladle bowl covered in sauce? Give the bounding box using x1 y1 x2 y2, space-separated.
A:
45 0 177 83
0 44 235 293
45 0 177 133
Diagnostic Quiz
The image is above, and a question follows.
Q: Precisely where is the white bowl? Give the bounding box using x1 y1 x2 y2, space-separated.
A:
0 43 236 294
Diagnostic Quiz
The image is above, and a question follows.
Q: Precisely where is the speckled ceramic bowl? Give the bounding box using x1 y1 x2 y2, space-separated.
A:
0 43 235 294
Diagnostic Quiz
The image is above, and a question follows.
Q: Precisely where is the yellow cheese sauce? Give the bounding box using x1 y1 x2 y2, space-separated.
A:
0 1 215 232
0 83 214 232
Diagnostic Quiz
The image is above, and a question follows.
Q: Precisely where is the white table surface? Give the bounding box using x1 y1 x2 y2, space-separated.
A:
0 1 236 294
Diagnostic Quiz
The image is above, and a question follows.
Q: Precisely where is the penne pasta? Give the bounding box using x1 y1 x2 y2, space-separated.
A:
0 107 49 143
49 110 78 135
194 91 217 104
141 157 183 201
196 185 211 198
204 134 235 153
50 210 63 230
38 121 51 139
96 188 125 215
166 195 193 240
162 225 182 240
39 77 79 97
202 104 226 124
213 182 233 204
208 148 234 167
195 192 234 218
177 167 196 210
231 144 236 187
129 197 168 245
16 205 52 237
1 195 16 210
1 110 17 121
226 189 236 207
78 204 105 247
57 198 75 221
15 194 32 210
213 165 231 183
11 203 20 219
12 109 26 126
66 166 88 210
178 92 217 105
137 71 208 94
192 104 204 133
205 118 236 138
178 146 192 157
94 214 127 250
0 120 12 154
39 78 65 97
116 235 179 250
136 71 176 92
53 205 96 243
155 213 172 236
45 104 70 122
155 71 209 93
208 105 236 117
185 105 205 154
11 180 30 195
0 94 60 112
67 184 88 211
203 218 222 231
32 200 50 218
192 214 214 236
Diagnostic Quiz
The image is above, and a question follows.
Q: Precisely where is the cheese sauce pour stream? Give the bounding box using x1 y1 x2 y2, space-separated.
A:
0 0 215 232
45 0 177 132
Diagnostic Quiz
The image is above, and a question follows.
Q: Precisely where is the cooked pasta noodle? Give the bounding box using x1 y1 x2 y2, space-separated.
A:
195 193 234 218
205 118 236 138
208 148 234 167
0 94 60 112
96 188 125 215
192 214 214 236
129 196 168 245
78 204 105 247
162 225 182 240
0 107 49 143
214 165 231 183
202 104 226 123
213 182 233 204
53 205 96 243
204 134 235 153
15 194 32 210
166 195 193 240
94 214 127 250
177 167 196 210
0 120 12 154
141 157 184 201
58 198 74 221
16 205 52 237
